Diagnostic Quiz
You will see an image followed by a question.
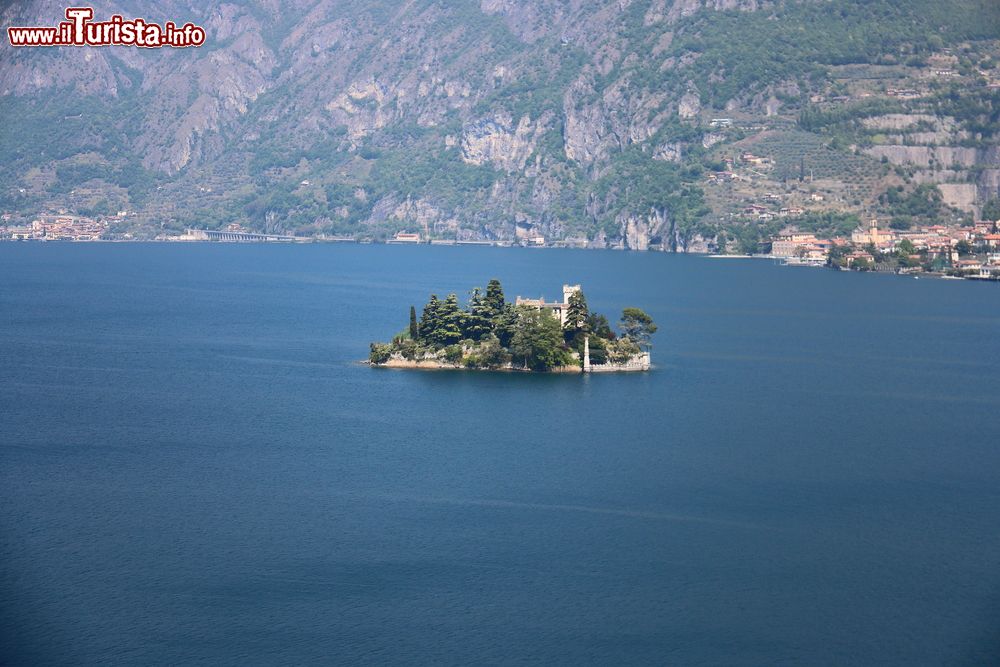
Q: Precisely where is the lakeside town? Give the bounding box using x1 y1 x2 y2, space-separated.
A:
770 216 1000 279
3 209 999 282
1 213 121 242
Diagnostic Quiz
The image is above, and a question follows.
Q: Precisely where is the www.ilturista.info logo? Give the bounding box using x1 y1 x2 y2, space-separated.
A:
7 7 206 48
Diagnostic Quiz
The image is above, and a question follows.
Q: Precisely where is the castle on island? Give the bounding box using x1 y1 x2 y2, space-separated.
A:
516 284 651 372
369 279 653 373
515 284 581 327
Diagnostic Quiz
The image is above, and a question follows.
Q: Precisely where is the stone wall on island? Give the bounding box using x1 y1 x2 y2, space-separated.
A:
587 351 651 373
371 352 650 373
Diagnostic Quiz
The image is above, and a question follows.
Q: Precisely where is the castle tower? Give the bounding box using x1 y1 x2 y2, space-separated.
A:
583 335 591 373
562 284 581 304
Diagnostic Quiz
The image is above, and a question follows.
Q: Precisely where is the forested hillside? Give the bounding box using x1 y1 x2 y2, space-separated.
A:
2 0 998 247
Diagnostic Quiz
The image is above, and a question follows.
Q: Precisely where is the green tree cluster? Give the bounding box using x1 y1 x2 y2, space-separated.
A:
981 199 1000 222
510 307 574 371
620 308 658 349
674 0 1000 109
880 184 946 228
369 280 658 371
417 279 509 348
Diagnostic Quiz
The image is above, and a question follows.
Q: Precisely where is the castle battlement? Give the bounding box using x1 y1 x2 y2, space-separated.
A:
515 284 581 326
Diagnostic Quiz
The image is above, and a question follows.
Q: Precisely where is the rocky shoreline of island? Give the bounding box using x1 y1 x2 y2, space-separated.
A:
367 357 587 373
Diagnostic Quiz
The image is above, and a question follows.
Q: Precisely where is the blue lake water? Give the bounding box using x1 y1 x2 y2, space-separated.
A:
2 243 999 665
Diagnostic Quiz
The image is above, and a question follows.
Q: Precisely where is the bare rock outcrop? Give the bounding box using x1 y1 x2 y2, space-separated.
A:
563 71 669 167
461 112 550 173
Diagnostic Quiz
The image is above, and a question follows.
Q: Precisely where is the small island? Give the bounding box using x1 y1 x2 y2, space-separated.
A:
369 280 656 373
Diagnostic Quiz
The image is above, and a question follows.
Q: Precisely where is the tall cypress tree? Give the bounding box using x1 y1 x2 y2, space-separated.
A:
563 289 590 350
435 293 464 345
464 288 492 341
484 279 506 321
420 294 466 347
409 305 419 340
494 303 519 348
420 294 440 344
563 290 590 334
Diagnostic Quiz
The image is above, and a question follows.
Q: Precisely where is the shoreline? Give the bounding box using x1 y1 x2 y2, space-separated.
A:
4 241 996 283
368 357 653 374
368 358 585 373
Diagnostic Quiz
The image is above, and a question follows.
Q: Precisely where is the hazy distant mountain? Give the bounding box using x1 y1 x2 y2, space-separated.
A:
2 0 998 247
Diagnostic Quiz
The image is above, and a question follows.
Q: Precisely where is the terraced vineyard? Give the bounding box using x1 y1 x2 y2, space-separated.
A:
747 131 885 184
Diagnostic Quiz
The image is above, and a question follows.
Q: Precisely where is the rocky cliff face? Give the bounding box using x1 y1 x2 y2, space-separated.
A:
562 73 673 169
859 112 1000 215
1 0 997 242
462 112 550 173
649 0 763 24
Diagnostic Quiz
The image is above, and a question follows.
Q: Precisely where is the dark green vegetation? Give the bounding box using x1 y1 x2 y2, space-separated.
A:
981 198 1000 221
369 279 655 371
673 0 1000 107
879 184 949 229
1 0 997 244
